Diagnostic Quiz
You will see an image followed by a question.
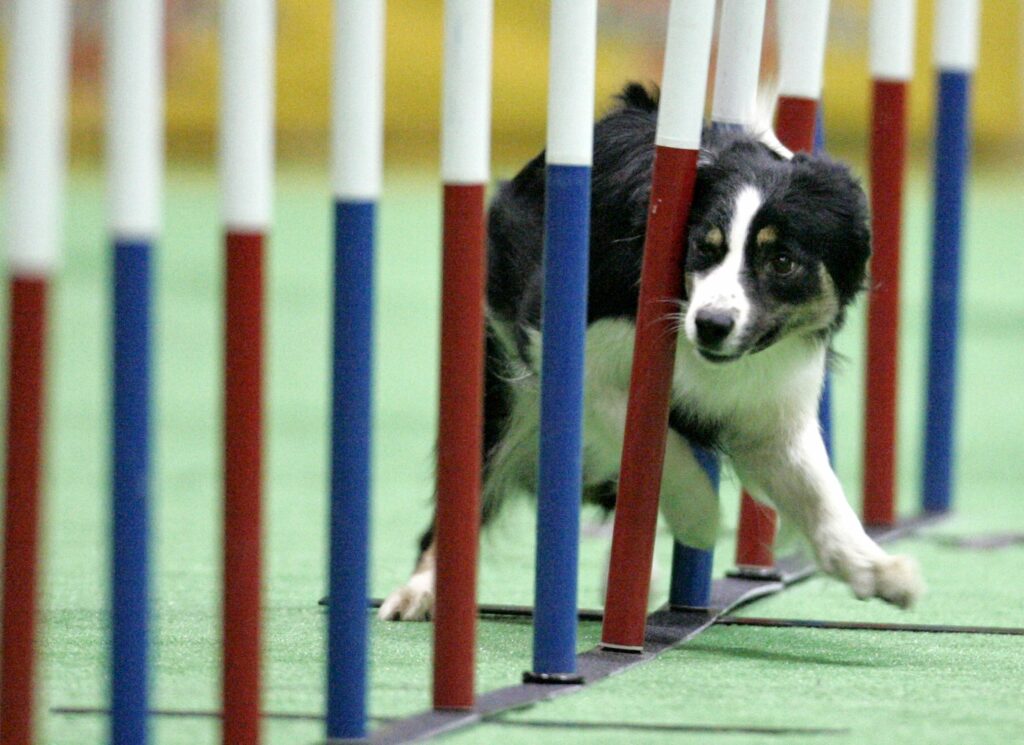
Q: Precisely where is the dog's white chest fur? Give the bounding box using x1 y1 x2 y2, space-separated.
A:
580 316 826 458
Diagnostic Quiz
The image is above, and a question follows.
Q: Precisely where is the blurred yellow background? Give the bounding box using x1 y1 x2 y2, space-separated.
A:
3 0 1022 166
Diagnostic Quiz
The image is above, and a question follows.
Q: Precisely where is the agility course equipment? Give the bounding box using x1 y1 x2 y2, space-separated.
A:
0 1 70 743
220 0 274 742
733 0 832 577
432 0 493 712
923 0 978 514
672 0 769 607
329 0 385 739
0 1 987 743
863 0 916 527
528 0 597 684
599 0 716 651
106 1 164 743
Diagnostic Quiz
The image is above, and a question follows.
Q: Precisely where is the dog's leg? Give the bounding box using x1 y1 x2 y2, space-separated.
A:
731 421 924 608
658 430 720 550
378 525 436 621
379 325 516 622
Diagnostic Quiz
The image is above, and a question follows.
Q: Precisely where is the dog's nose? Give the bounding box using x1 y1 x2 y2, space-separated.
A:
695 309 736 347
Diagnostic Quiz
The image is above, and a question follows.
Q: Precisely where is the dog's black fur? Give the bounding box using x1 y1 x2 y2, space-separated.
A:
480 83 868 512
381 84 923 621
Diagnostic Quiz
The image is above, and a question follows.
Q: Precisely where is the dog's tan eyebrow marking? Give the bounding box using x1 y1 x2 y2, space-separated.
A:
756 225 778 246
705 227 723 246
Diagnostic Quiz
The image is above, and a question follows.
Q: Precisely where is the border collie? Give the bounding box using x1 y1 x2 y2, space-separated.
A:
380 84 923 621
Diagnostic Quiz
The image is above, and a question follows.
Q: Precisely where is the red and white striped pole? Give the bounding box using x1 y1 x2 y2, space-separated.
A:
433 0 493 710
863 0 915 527
219 0 274 741
735 0 831 576
775 1 830 155
1 1 71 743
601 0 715 652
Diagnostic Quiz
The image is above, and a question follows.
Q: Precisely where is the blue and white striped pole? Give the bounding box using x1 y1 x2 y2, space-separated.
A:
923 0 978 514
527 0 597 683
671 0 766 608
107 1 163 742
327 0 384 740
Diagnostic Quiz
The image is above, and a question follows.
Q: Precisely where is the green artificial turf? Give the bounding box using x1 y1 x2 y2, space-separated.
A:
1 158 1021 744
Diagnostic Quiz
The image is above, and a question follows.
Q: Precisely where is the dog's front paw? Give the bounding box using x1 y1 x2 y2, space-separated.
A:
378 571 434 621
846 553 925 609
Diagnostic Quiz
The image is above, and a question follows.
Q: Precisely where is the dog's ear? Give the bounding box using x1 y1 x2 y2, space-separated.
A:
787 153 871 306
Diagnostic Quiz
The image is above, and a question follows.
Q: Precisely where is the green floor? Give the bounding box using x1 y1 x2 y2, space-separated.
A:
4 159 1023 744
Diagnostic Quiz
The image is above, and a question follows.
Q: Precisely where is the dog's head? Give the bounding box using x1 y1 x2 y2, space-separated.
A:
681 133 870 363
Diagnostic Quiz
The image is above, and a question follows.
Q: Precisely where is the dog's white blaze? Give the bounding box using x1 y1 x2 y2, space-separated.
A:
686 185 763 350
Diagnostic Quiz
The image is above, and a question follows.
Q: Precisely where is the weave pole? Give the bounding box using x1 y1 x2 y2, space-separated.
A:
671 0 767 605
668 447 719 608
863 0 915 527
1 2 70 743
107 1 164 742
775 0 830 154
220 0 274 741
922 0 978 514
433 0 493 709
327 0 384 740
734 0 831 577
600 0 715 651
526 0 598 683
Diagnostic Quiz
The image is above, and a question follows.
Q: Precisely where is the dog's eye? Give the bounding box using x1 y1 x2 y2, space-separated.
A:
768 253 796 277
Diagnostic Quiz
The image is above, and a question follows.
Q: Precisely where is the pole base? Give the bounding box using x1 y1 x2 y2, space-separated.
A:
727 565 783 581
522 670 584 685
667 604 715 613
597 641 643 654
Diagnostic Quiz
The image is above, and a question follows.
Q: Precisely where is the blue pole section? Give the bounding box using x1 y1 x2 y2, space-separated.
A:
530 164 590 681
814 108 835 463
111 239 151 745
923 70 970 514
327 200 375 738
669 445 719 609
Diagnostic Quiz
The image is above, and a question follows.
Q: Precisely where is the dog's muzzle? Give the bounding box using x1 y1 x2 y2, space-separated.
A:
694 308 742 362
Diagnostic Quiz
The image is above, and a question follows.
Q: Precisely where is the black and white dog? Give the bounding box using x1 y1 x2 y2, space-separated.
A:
380 84 923 621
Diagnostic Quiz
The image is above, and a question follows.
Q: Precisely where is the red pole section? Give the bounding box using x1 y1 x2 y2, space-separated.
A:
775 96 818 154
735 494 778 571
1 278 47 745
223 231 264 744
601 148 699 649
600 0 714 652
2 0 69 740
433 0 492 709
433 184 487 707
863 79 907 527
220 0 272 737
863 0 914 527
